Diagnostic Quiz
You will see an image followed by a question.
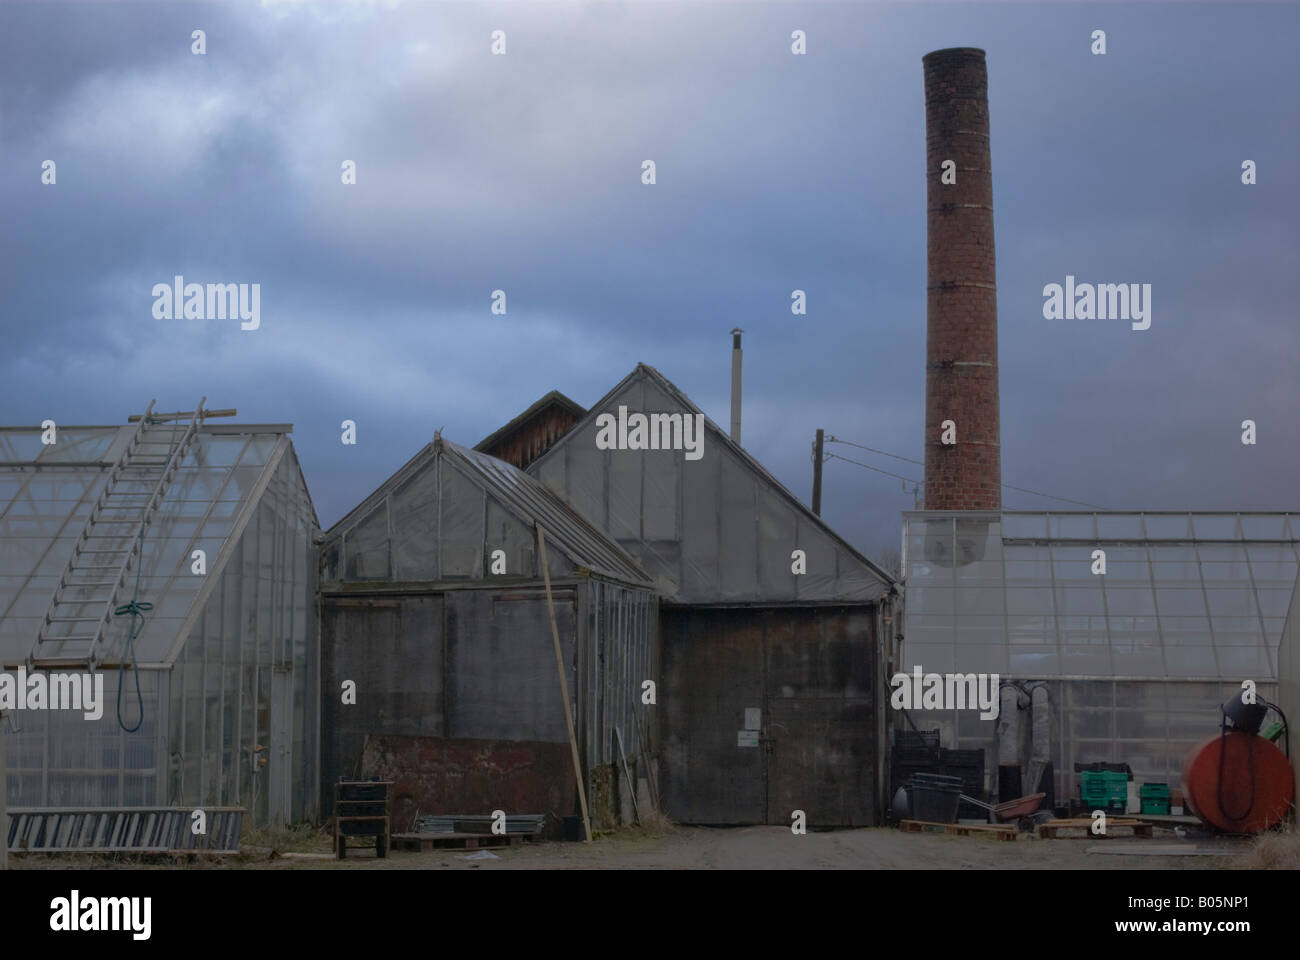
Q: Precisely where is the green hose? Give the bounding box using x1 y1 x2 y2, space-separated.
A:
110 416 167 734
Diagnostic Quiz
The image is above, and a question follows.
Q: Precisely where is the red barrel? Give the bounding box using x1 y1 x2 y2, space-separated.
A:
1182 731 1294 834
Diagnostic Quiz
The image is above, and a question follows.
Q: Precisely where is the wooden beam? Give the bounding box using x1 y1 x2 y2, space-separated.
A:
1 711 7 871
614 725 640 824
537 525 592 843
128 407 236 423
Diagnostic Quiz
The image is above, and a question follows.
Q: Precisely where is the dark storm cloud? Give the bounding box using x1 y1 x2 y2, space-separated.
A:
0 1 1295 553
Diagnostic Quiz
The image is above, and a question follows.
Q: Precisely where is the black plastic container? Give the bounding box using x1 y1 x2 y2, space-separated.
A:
908 773 963 823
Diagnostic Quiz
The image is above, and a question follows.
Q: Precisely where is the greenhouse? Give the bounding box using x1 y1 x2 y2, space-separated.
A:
899 510 1297 803
0 408 318 829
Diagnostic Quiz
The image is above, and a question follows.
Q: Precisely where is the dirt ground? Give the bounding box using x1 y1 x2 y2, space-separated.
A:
10 822 1255 870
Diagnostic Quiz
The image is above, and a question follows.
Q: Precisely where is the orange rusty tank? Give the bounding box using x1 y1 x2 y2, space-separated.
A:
1181 731 1294 834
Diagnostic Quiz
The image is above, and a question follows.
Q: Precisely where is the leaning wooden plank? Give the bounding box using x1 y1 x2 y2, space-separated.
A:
538 524 592 844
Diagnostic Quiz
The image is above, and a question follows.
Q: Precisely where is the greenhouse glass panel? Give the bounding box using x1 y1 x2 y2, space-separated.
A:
902 642 954 673
1051 546 1097 583
1239 514 1292 539
1143 514 1192 539
1193 515 1239 540
904 613 955 645
1010 647 1059 673
1007 614 1054 644
1007 587 1055 616
1048 514 1096 539
1096 515 1143 539
1105 588 1157 617
1251 559 1299 584
1001 514 1046 539
1056 585 1106 616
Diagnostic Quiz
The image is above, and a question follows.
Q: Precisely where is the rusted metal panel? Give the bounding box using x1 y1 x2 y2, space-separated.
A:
765 697 874 827
660 605 877 826
361 734 576 838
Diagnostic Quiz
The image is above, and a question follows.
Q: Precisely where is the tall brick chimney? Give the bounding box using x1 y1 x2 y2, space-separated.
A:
922 48 1001 511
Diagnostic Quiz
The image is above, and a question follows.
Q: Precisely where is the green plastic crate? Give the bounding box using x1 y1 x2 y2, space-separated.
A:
1080 771 1128 812
1140 782 1171 815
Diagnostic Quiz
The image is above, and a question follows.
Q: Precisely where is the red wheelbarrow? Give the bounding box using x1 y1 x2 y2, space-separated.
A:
959 792 1047 825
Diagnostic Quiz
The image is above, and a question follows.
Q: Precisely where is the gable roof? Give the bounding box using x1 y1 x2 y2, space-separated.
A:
323 435 652 589
527 363 894 603
0 422 316 666
474 390 586 455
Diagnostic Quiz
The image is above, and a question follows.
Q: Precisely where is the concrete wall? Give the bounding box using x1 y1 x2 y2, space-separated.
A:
319 587 577 816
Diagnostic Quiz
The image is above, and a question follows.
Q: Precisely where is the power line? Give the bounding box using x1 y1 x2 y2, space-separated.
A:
998 483 1108 510
825 436 923 466
824 453 919 486
824 439 1109 509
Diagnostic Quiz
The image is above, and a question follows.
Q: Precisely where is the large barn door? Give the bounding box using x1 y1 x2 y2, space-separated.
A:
661 606 876 827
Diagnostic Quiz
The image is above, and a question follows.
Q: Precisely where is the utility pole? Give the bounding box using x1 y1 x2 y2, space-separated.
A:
812 429 824 516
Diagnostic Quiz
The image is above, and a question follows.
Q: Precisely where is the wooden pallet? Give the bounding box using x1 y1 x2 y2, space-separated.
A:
391 832 536 852
1037 818 1154 839
899 820 1019 841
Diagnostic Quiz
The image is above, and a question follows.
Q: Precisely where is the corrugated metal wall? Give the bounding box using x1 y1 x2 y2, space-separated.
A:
582 581 656 771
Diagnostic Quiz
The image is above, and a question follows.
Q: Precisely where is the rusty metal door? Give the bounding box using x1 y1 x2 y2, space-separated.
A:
763 609 875 827
660 606 876 826
660 608 766 824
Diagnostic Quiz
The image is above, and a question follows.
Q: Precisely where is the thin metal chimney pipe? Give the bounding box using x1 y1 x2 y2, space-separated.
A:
729 328 743 445
812 428 824 516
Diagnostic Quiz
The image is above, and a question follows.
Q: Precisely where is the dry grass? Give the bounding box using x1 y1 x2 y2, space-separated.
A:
238 821 334 860
1234 824 1300 870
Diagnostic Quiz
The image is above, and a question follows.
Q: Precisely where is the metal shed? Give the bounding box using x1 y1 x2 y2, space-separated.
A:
318 436 658 832
527 365 895 826
0 412 319 831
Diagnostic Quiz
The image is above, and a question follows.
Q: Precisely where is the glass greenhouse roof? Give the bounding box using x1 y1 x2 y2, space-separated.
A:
901 511 1300 681
0 424 304 666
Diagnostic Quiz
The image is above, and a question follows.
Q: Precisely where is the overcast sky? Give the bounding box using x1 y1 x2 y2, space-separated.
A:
2 1 1297 560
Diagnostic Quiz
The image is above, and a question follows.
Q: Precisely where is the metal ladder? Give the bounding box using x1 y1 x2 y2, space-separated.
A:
6 806 244 854
30 399 207 669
